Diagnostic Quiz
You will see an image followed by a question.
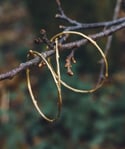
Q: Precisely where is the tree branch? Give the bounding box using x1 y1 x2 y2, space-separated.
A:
0 50 54 81
56 0 125 31
98 0 122 82
0 0 125 81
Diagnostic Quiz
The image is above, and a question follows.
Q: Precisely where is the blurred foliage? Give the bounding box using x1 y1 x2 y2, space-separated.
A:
0 0 125 149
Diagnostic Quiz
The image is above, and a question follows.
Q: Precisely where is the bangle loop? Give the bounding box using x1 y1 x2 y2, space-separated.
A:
26 44 62 122
50 31 108 93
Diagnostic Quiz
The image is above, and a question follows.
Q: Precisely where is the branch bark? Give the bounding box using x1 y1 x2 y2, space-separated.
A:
0 0 125 81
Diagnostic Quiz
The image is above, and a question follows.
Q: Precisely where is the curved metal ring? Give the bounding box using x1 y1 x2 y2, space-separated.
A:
50 31 108 93
26 50 62 122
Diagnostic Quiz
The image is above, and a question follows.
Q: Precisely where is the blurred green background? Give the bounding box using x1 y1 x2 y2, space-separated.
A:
0 0 125 149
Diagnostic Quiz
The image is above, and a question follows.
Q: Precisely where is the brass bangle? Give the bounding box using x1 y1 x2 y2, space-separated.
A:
26 49 62 122
50 31 108 93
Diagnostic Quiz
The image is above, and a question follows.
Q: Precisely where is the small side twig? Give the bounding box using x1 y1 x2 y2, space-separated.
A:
65 49 76 76
56 0 125 31
56 0 81 27
34 29 54 49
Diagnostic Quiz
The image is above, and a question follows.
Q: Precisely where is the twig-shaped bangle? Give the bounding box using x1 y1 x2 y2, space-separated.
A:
26 31 108 122
26 39 62 122
51 31 108 93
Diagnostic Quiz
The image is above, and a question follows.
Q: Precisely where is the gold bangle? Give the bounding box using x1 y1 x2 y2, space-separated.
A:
50 31 108 93
26 48 62 122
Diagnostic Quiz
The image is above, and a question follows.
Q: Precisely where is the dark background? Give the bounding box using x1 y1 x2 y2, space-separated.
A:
0 0 125 149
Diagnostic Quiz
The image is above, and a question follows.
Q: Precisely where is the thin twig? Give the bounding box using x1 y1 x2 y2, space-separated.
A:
56 0 125 31
98 0 122 82
61 21 125 50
